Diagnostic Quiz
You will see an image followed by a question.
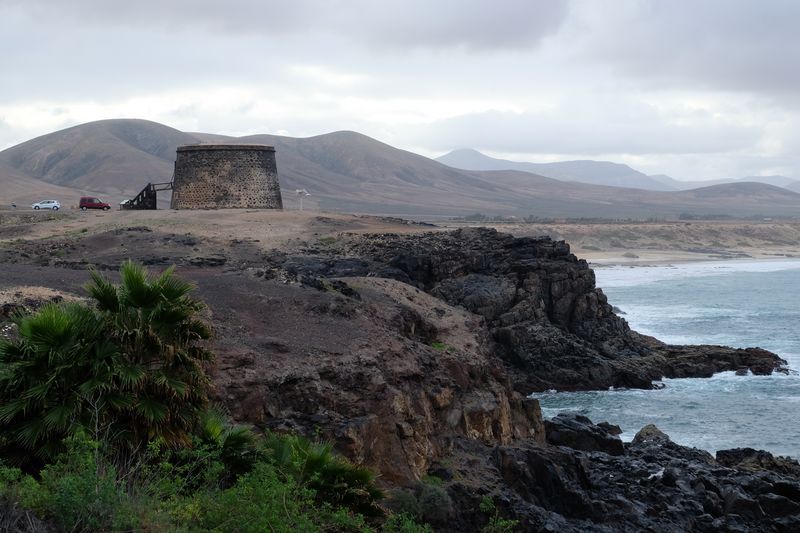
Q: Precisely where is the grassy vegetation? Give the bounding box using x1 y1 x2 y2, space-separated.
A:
0 262 431 532
479 496 518 533
0 429 397 532
430 341 455 353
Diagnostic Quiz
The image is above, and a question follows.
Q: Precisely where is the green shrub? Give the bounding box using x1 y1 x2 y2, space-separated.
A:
388 489 423 520
430 342 455 354
188 462 317 532
12 434 141 532
479 495 518 533
384 512 434 533
387 479 451 527
417 482 452 525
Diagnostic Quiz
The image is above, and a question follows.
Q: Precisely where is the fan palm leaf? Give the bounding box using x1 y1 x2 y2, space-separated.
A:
0 262 214 466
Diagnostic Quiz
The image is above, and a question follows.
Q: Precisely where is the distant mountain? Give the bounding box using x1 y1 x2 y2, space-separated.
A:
187 130 529 215
3 119 800 218
738 175 800 189
651 174 800 192
436 148 676 191
437 149 800 196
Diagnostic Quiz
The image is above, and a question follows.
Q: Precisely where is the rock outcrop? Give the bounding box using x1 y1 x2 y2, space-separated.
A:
433 418 800 532
257 227 786 393
209 227 794 530
213 274 546 483
544 412 625 456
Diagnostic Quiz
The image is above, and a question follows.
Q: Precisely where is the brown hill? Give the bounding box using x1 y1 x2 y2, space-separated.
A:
0 160 93 206
232 131 533 215
3 119 800 218
0 119 198 199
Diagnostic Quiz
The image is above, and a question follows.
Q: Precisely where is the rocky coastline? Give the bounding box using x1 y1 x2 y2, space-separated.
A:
263 227 786 391
223 226 795 531
1 221 796 530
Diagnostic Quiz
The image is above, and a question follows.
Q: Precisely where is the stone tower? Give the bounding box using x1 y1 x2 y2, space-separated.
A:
170 144 283 209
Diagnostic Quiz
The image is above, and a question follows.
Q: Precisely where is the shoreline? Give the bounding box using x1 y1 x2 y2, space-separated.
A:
450 219 800 268
580 249 800 267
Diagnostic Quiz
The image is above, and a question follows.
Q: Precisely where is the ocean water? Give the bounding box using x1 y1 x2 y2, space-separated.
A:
533 259 800 458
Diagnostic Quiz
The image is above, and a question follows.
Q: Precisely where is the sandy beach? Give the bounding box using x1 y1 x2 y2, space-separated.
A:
441 220 800 266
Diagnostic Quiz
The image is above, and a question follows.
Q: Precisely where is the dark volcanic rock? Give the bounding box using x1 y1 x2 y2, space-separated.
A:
331 228 785 392
258 226 783 391
438 420 800 532
717 448 800 478
545 413 625 456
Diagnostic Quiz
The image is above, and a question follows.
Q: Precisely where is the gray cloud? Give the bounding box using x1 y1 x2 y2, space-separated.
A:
2 1 800 181
7 0 569 51
574 0 800 95
412 105 762 156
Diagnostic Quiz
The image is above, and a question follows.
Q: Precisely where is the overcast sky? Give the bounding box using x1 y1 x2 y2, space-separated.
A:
1 0 798 180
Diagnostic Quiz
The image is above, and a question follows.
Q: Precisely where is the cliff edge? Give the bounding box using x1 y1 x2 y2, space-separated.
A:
211 227 792 530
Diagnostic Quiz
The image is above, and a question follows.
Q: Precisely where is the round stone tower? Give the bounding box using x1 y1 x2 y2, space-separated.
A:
170 144 283 209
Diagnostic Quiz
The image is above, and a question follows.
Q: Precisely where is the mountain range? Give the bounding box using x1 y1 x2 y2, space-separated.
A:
436 148 800 193
2 119 800 218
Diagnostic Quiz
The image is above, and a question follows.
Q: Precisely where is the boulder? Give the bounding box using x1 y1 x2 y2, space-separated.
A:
716 448 800 477
545 413 625 456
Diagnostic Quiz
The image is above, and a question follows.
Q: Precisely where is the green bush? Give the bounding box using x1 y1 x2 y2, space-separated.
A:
384 512 434 533
429 342 455 353
479 495 518 533
195 406 260 483
388 488 423 520
0 431 387 532
9 434 142 532
188 462 317 532
386 479 452 529
417 482 452 525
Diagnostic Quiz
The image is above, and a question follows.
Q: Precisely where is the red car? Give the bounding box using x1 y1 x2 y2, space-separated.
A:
79 197 111 211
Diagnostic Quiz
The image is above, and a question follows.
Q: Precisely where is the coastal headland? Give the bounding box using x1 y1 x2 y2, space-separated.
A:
1 209 799 531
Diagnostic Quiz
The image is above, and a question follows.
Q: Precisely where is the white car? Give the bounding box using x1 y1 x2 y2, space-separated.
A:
31 200 61 210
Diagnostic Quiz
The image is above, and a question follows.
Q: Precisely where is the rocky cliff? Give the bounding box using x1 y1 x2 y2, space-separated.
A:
255 227 783 392
210 227 793 530
2 221 793 531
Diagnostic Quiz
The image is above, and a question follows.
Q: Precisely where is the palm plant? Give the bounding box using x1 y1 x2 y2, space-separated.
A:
0 262 214 466
195 406 260 483
0 303 120 465
262 432 384 517
85 261 213 449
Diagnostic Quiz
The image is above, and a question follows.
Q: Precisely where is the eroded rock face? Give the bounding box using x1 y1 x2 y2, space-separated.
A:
208 227 791 529
213 275 546 483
